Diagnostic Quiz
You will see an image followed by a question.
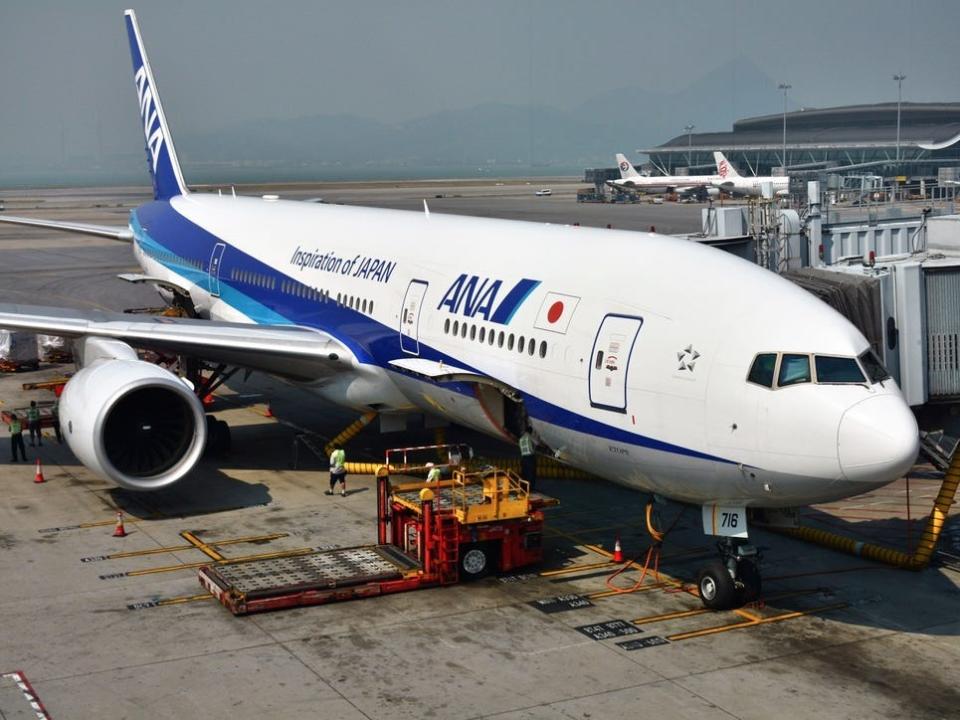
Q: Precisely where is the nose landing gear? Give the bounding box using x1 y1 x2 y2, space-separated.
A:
697 538 762 610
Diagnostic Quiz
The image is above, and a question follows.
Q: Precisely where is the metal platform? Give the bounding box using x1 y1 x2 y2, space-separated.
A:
207 544 419 599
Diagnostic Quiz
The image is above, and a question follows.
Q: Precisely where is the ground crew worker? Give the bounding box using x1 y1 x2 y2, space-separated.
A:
51 400 63 444
425 462 441 483
26 401 42 447
519 425 537 490
9 413 27 463
326 444 347 496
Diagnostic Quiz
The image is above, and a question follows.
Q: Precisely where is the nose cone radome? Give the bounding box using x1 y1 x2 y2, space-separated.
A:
838 395 919 483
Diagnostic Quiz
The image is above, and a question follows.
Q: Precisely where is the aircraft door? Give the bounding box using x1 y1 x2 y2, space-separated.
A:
589 313 643 413
400 279 429 355
208 243 226 297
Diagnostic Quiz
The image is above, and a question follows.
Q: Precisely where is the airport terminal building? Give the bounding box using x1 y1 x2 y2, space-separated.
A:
641 102 960 181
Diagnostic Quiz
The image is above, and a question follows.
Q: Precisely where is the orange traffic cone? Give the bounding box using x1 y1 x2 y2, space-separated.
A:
112 511 127 538
33 458 45 484
202 394 214 407
264 404 274 418
613 534 624 563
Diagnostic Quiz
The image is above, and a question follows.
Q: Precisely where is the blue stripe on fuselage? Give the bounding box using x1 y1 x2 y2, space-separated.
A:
129 200 734 467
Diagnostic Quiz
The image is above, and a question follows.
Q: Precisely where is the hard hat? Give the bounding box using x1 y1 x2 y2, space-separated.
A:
426 462 434 467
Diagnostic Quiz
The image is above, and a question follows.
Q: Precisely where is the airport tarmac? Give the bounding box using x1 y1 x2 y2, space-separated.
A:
0 183 959 719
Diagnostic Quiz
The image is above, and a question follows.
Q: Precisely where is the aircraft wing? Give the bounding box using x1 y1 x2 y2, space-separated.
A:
0 214 133 241
0 303 355 381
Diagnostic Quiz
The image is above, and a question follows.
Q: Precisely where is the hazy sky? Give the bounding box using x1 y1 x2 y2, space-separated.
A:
2 0 958 171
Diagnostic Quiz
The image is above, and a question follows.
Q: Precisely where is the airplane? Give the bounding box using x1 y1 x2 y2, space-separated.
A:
608 153 719 197
713 151 790 197
606 153 720 199
0 10 918 609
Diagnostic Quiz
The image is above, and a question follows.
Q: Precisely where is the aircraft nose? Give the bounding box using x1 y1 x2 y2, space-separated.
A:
837 395 919 483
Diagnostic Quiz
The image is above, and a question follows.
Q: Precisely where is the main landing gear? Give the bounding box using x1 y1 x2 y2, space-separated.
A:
697 538 762 610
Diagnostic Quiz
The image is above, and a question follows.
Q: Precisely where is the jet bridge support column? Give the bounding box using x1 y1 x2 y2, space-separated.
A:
806 181 822 267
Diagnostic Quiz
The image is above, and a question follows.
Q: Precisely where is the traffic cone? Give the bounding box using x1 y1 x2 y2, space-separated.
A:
112 511 127 538
33 458 45 484
202 394 214 407
613 534 624 563
264 404 274 418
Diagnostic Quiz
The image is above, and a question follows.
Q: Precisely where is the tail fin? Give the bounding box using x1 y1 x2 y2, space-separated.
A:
713 151 740 179
615 153 640 179
124 10 188 200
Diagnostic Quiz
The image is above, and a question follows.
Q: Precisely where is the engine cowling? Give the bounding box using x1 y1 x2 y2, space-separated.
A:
59 359 207 490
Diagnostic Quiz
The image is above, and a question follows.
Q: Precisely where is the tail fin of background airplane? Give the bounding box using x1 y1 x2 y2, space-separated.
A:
615 153 640 179
124 9 188 200
713 152 740 179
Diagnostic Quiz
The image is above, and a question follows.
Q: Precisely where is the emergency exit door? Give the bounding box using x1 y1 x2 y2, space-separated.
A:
208 243 226 297
588 314 643 413
400 280 429 354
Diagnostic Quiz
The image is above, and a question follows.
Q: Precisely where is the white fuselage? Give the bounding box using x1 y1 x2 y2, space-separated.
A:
129 193 918 508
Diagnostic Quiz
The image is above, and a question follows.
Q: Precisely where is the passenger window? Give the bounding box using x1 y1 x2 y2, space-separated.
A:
747 353 777 388
444 318 450 334
497 331 505 348
507 334 515 351
815 356 866 384
518 336 525 353
461 323 467 339
369 301 374 314
528 340 536 356
479 327 486 343
778 354 811 387
470 325 476 341
453 320 460 336
489 330 495 346
539 341 547 359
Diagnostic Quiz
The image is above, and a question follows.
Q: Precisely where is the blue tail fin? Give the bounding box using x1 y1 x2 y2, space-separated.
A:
124 9 188 200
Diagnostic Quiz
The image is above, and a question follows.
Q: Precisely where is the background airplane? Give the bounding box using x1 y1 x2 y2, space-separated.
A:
713 151 791 197
607 153 720 199
0 10 918 608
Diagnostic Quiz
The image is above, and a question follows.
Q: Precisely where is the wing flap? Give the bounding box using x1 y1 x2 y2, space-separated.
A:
0 304 353 381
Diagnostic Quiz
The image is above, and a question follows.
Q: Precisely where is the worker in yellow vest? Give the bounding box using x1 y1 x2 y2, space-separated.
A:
26 401 42 447
8 413 27 463
326 444 347 496
425 462 441 483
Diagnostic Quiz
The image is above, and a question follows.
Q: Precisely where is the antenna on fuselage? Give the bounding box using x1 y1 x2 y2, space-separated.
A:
423 199 430 217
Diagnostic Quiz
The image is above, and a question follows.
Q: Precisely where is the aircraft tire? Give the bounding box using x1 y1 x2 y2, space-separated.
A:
698 560 736 610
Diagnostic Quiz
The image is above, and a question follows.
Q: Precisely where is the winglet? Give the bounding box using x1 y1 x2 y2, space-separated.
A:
713 151 740 179
124 9 188 200
615 153 640 179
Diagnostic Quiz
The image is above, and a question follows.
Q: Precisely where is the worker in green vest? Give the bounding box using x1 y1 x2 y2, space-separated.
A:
326 444 347 496
425 462 441 483
26 400 42 447
519 424 537 490
8 413 27 463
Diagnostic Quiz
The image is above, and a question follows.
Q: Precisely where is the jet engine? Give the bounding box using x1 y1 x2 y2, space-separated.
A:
59 358 207 490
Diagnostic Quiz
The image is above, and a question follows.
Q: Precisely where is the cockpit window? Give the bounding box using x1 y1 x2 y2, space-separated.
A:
778 354 811 387
859 349 891 384
815 356 866 384
747 353 777 388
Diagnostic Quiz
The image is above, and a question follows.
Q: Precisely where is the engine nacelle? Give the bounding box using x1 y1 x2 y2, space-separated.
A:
707 187 721 198
60 359 207 490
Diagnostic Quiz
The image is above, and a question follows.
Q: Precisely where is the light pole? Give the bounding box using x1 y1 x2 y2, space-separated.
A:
684 124 694 169
893 73 906 164
778 83 791 173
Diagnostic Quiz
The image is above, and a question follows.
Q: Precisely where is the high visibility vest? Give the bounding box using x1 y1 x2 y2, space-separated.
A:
26 407 40 422
10 419 22 434
519 433 535 456
330 449 346 470
426 467 441 482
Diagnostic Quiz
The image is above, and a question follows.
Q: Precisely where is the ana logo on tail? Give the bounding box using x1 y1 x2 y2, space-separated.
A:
134 66 165 173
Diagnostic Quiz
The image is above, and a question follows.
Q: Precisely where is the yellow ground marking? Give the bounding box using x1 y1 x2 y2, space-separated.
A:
667 602 848 642
155 594 216 607
102 533 288 560
126 547 317 577
539 560 619 577
180 531 226 561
